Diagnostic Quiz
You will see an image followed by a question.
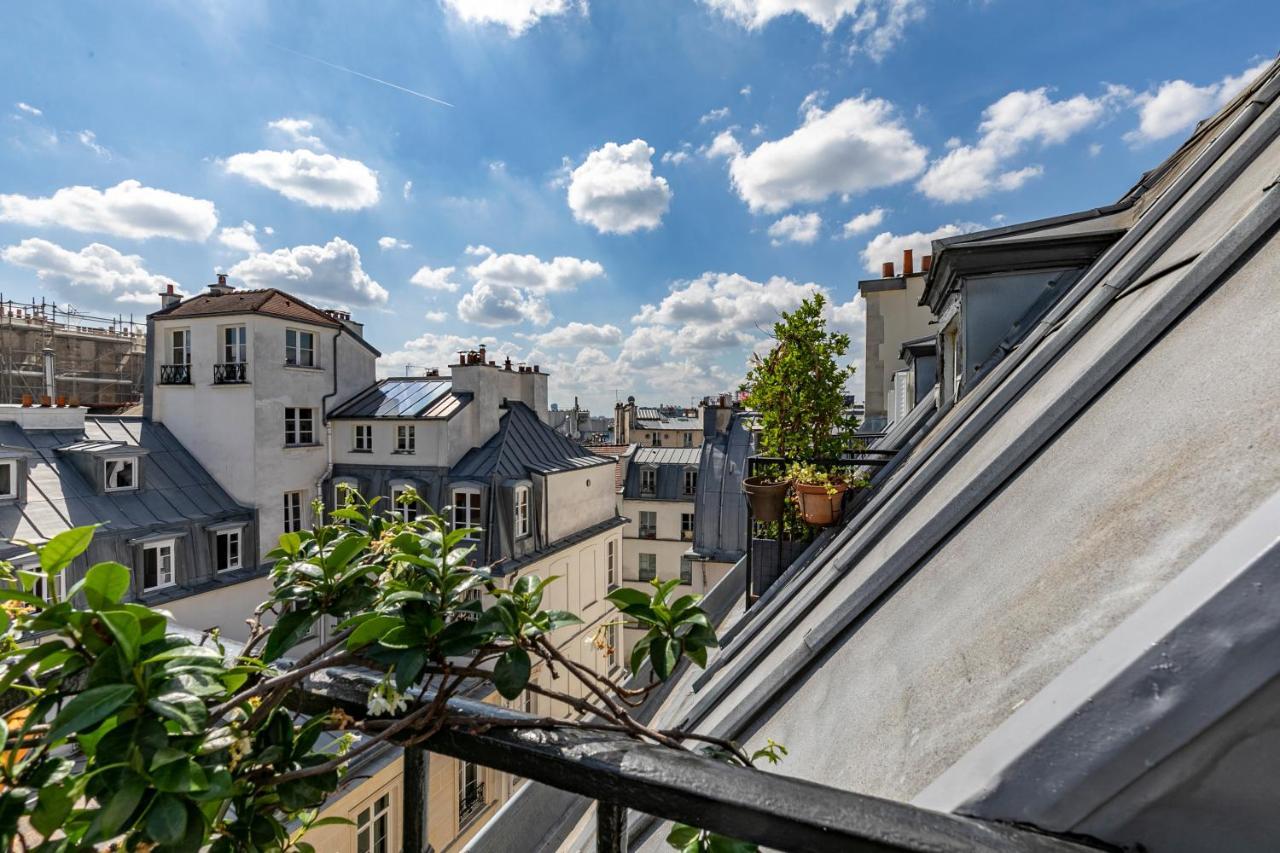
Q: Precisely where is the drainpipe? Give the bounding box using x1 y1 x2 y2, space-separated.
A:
315 327 344 517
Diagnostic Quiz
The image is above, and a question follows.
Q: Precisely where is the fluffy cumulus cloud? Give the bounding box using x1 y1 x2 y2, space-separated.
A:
0 180 217 241
662 143 693 165
768 211 822 245
379 236 412 250
218 221 261 253
701 0 927 59
1 238 176 304
439 0 585 35
424 310 448 323
918 86 1129 203
446 248 604 326
632 271 823 350
223 149 380 210
1126 60 1271 145
14 102 41 116
228 237 388 306
566 140 672 234
528 322 623 348
700 106 731 124
268 117 324 149
409 264 461 292
841 206 885 237
467 248 604 294
858 222 982 274
457 281 551 326
725 95 927 212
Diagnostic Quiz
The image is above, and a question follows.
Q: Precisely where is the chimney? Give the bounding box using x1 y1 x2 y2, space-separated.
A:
208 273 235 296
882 261 895 278
903 249 914 276
159 283 181 309
921 254 932 273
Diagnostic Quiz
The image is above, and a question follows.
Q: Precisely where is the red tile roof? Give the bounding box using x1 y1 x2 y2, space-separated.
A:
152 288 340 327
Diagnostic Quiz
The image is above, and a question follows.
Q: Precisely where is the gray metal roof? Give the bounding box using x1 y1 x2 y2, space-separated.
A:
690 412 751 563
0 416 248 556
632 447 701 466
328 378 469 420
450 402 611 480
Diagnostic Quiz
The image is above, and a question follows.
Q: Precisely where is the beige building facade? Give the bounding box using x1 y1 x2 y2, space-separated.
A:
857 251 936 432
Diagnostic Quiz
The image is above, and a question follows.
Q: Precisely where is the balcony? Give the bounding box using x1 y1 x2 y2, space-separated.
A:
158 364 191 385
212 362 248 384
458 780 486 825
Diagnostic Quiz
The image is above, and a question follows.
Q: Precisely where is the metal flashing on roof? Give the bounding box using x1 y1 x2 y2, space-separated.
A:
450 402 613 480
632 447 702 466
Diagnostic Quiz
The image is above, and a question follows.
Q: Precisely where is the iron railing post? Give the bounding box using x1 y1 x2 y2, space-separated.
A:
596 801 626 853
403 746 431 853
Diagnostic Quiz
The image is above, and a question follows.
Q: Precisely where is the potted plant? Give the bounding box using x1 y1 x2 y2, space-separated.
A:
743 473 790 522
785 462 853 526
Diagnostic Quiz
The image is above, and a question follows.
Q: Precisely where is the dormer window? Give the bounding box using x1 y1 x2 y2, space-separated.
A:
104 457 138 492
640 467 657 496
683 468 697 496
285 329 316 367
514 485 530 538
0 460 17 500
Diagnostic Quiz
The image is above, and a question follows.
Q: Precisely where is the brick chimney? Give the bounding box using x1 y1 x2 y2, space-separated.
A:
208 273 234 296
882 261 895 278
903 249 914 276
159 283 181 309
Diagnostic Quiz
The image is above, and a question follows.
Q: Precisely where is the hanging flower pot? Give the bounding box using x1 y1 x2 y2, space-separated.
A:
792 480 849 526
743 476 790 522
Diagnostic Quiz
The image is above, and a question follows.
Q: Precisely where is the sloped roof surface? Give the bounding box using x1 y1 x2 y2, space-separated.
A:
0 416 248 555
152 288 339 327
329 378 468 419
450 403 610 479
632 447 701 466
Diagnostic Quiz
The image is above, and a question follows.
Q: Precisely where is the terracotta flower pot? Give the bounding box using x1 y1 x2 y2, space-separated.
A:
743 476 790 523
793 480 849 526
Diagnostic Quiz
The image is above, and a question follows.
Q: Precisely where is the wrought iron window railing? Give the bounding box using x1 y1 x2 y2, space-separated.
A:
212 362 248 384
458 780 486 825
158 364 191 385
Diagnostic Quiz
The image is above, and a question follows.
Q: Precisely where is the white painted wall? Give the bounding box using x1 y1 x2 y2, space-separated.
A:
543 465 615 543
331 418 450 467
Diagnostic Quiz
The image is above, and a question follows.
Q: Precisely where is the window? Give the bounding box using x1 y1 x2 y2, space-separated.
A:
638 553 657 581
514 486 530 538
223 325 247 364
651 434 661 447
354 792 391 853
523 687 536 716
452 488 482 543
606 622 620 672
640 467 657 496
104 457 138 492
28 568 65 604
458 761 485 825
395 424 415 454
283 491 305 533
170 328 191 365
683 432 693 448
285 328 315 367
142 540 176 591
683 469 698 496
680 557 694 585
681 512 694 541
285 407 315 446
639 511 657 539
353 424 373 453
215 528 242 572
0 460 17 499
390 484 419 523
606 539 617 589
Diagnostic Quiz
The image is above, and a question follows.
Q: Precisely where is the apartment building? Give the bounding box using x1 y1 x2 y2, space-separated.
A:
856 250 936 433
612 397 703 447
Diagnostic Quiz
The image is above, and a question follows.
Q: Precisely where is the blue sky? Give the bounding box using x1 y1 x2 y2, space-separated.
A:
2 0 1276 412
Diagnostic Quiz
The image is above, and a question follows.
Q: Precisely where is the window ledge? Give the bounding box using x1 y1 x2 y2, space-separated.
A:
351 448 373 454
283 443 323 450
391 450 416 455
283 364 323 371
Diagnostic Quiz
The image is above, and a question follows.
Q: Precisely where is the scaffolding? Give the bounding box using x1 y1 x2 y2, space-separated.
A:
0 296 146 410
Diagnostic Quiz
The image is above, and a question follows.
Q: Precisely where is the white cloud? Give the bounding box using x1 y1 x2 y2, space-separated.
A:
1126 60 1270 144
725 95 926 212
858 222 982 274
228 237 388 305
0 179 217 242
223 149 380 210
566 139 672 234
268 117 325 149
468 251 604 293
749 123 765 136
740 85 752 97
918 86 1128 203
768 211 822 245
662 146 693 166
529 322 623 348
458 281 551 326
379 236 412 250
704 129 744 160
632 271 822 349
465 244 494 256
700 106 731 124
1 237 176 304
841 206 886 237
439 0 585 35
403 180 413 200
77 130 109 158
14 102 41 117
218 221 261 253
424 310 448 323
701 0 927 59
410 265 461 292
263 226 275 235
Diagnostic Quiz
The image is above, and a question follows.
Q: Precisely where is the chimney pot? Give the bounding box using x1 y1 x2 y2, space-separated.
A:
217 273 227 287
903 249 914 276
922 254 932 272
20 394 31 408
882 261 895 278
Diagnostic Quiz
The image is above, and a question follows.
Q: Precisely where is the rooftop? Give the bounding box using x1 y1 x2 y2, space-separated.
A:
451 402 612 479
151 287 341 328
329 377 470 420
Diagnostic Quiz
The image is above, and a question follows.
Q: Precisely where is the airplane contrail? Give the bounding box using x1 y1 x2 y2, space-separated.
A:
271 43 455 108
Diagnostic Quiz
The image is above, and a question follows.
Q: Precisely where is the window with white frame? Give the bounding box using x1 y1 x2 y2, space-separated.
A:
390 483 419 523
395 424 415 454
170 328 191 365
353 424 373 452
223 325 247 364
142 540 176 591
514 486 530 538
681 512 695 541
284 407 315 446
680 556 694 585
638 511 657 539
683 468 698 496
0 460 17 499
638 553 657 581
640 467 657 495
285 328 315 367
683 432 693 448
606 539 617 589
283 491 305 533
215 528 242 572
353 790 392 853
458 760 485 825
104 457 138 492
452 488 482 543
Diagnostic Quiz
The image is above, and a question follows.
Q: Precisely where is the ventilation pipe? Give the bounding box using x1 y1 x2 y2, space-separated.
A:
903 249 914 276
42 347 55 402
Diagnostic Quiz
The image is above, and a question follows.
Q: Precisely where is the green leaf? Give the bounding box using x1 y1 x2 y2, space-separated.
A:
666 824 700 848
82 561 131 608
493 645 531 700
324 535 369 573
542 610 582 631
37 525 97 575
143 644 223 665
31 781 74 838
263 608 314 663
650 636 678 681
94 772 146 838
606 587 650 609
345 614 401 651
277 531 302 556
98 609 141 664
394 649 428 693
145 793 187 845
150 749 209 793
629 633 653 674
706 833 759 853
377 625 420 649
685 643 708 669
147 693 206 733
48 684 136 741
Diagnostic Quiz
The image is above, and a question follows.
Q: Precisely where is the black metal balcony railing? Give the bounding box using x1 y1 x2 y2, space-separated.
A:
212 362 248 384
639 525 657 539
158 364 191 385
458 780 486 824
